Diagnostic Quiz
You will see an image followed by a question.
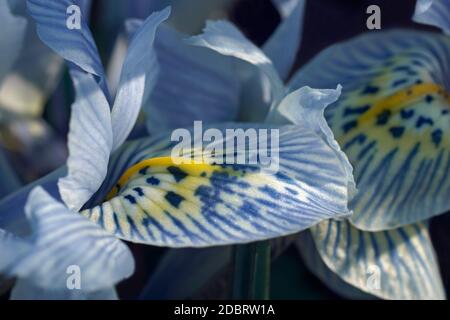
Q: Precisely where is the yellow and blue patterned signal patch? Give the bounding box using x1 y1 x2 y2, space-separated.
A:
327 49 450 230
79 157 325 247
79 122 353 247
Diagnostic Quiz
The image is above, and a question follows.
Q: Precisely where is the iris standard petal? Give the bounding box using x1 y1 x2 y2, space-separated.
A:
263 0 305 80
142 23 240 134
58 70 112 212
187 20 285 115
289 30 450 231
8 186 134 292
110 7 170 148
413 0 450 35
26 0 109 96
0 0 27 83
80 120 352 247
305 219 445 300
141 0 305 132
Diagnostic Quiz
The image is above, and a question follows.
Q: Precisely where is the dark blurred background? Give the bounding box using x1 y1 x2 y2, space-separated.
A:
232 0 438 72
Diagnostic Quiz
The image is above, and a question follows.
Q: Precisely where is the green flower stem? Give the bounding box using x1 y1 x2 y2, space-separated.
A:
232 240 271 300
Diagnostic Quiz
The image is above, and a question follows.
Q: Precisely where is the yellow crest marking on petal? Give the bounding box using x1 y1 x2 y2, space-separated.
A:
106 156 214 200
358 83 450 126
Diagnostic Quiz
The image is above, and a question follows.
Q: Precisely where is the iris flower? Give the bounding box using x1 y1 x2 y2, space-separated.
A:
141 0 450 300
0 0 354 299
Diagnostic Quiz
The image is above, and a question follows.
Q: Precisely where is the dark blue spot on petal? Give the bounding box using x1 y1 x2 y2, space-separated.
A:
416 116 434 128
389 126 405 138
392 79 408 88
342 120 358 133
165 191 185 209
168 166 188 183
431 129 443 147
400 109 414 119
361 85 379 95
124 194 137 204
133 187 144 197
343 105 371 116
425 95 434 104
392 65 412 73
376 110 391 125
146 176 160 185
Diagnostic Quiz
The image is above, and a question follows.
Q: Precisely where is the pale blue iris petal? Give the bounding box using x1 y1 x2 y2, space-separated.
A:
288 30 450 231
296 231 376 299
413 0 450 35
269 85 356 205
58 70 112 212
141 23 240 134
0 0 27 83
0 228 30 273
263 0 305 80
26 0 109 96
288 30 450 91
10 280 118 300
187 20 285 114
9 186 134 292
82 122 352 246
0 167 64 233
111 8 170 149
308 219 445 300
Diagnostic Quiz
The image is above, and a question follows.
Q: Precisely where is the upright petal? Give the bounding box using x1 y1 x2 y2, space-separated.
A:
263 0 306 80
110 7 170 149
188 20 285 118
26 0 109 96
140 22 240 134
413 0 450 35
305 219 445 299
7 187 134 292
0 0 27 83
289 30 450 230
58 70 112 211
